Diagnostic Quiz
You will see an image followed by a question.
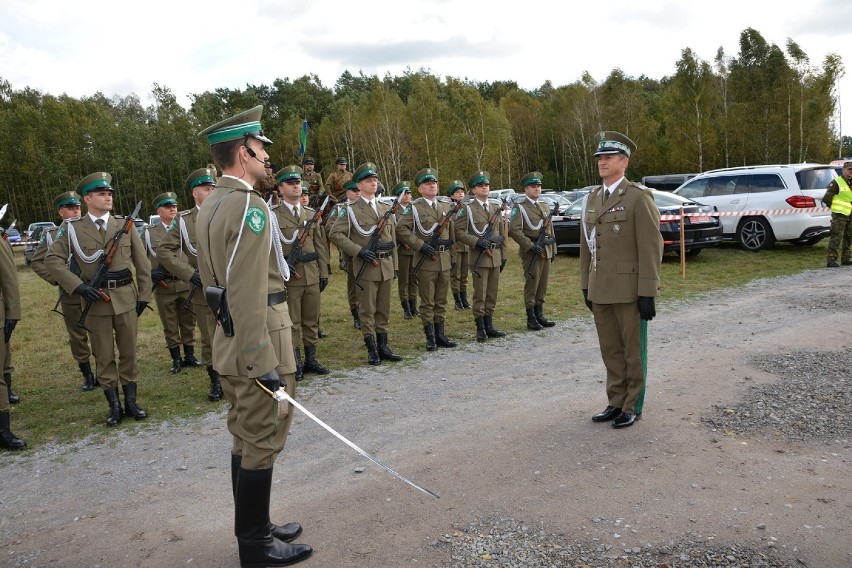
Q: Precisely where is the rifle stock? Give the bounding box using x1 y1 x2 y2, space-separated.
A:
524 204 559 279
409 199 464 278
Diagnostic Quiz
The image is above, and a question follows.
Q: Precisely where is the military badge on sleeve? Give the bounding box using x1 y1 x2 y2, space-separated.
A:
245 207 266 234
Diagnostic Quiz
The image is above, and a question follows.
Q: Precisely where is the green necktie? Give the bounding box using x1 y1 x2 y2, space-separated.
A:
96 219 106 237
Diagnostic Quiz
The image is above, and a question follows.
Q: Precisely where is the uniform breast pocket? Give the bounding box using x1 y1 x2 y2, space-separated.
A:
602 211 628 237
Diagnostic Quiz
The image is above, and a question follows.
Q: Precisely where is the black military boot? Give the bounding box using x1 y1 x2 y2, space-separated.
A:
104 387 122 427
453 292 464 310
409 299 420 316
350 306 361 330
231 455 302 543
168 346 182 374
293 347 304 382
208 366 223 402
534 304 556 328
376 332 402 361
460 291 471 309
0 412 26 450
423 324 437 351
364 336 381 366
79 361 97 391
4 372 19 404
526 306 543 331
475 316 487 342
484 314 506 338
303 345 329 375
183 345 203 367
235 467 313 567
122 383 148 420
401 299 412 320
434 322 458 348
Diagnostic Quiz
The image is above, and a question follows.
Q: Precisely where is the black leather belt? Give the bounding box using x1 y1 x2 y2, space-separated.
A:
267 290 287 306
104 276 133 289
297 252 319 262
376 251 392 260
435 245 449 252
488 242 500 250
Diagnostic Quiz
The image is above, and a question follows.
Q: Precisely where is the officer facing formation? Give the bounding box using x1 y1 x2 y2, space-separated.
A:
156 167 223 401
0 227 24 450
325 180 362 330
325 157 353 201
822 161 852 268
508 171 557 330
397 168 458 351
392 182 418 320
45 172 153 427
145 192 200 374
301 156 324 200
196 106 312 566
580 131 663 430
448 180 471 311
30 191 97 391
454 170 507 341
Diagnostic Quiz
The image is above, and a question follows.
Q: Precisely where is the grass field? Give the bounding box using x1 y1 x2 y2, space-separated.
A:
3 239 829 448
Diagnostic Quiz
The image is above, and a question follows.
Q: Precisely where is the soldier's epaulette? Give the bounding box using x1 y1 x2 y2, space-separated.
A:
113 214 128 220
179 209 193 216
436 196 452 203
304 206 316 213
629 181 650 190
412 197 425 204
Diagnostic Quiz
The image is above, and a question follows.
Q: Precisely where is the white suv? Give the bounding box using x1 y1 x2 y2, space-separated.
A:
673 164 834 251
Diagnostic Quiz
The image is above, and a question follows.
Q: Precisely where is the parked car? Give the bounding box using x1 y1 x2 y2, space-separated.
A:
4 228 21 243
641 173 699 192
148 214 161 227
673 164 834 251
23 226 49 265
24 221 56 241
488 188 515 201
552 189 722 257
134 219 146 236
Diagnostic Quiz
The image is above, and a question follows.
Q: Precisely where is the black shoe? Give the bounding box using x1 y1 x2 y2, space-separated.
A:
534 304 556 328
0 412 26 450
591 406 622 422
105 387 123 427
293 347 304 382
402 299 412 320
351 306 361 330
453 292 464 310
318 329 328 338
827 260 840 268
423 324 437 351
612 412 637 429
483 314 505 338
79 361 97 391
168 346 182 374
207 366 223 402
302 345 329 375
409 300 420 316
183 345 203 367
122 383 148 420
475 316 487 342
434 322 457 348
364 336 381 366
270 522 302 543
4 373 19 404
525 306 543 331
376 332 402 361
460 292 470 309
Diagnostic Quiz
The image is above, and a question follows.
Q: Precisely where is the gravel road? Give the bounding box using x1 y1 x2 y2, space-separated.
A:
1 267 850 567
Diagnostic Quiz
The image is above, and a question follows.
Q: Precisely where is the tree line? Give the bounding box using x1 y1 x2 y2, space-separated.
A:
1 27 848 226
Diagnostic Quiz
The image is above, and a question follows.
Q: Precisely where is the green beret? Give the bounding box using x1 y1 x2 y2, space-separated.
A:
468 170 490 188
76 172 113 196
336 157 348 165
54 191 81 208
593 131 636 157
521 171 543 187
344 181 359 192
446 180 465 197
275 165 303 184
197 105 272 146
302 156 315 165
415 168 438 186
153 192 178 208
392 181 411 196
185 167 216 191
353 162 378 183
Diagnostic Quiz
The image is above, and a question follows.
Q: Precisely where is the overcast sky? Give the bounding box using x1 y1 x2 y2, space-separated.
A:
2 0 851 148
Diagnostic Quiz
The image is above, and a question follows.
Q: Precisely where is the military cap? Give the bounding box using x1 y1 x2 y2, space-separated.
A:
267 162 278 170
54 191 81 208
521 171 543 187
844 161 852 169
336 157 348 165
446 180 465 197
153 192 178 208
593 131 636 157
275 165 303 184
468 170 490 188
185 167 216 191
76 172 113 196
301 183 309 193
302 156 315 165
344 181 359 192
415 168 438 186
392 181 411 196
197 105 273 146
353 162 378 183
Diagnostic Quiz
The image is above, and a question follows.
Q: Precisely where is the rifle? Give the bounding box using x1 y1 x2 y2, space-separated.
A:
354 197 401 290
0 204 7 223
76 201 143 330
287 196 329 280
181 281 197 314
409 199 464 279
470 198 508 278
524 204 559 279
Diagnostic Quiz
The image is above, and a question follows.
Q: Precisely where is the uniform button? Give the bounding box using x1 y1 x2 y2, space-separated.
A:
247 365 253 371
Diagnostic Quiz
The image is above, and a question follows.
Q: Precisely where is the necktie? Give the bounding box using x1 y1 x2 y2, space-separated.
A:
431 201 437 212
293 205 300 220
96 219 105 237
482 201 489 215
604 188 611 202
370 200 377 216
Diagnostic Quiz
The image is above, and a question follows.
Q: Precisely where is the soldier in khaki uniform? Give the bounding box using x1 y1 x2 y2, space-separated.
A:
254 161 277 200
301 156 324 200
454 171 507 341
448 180 471 311
392 182 418 320
324 157 353 201
157 167 222 401
273 165 330 381
0 231 24 450
326 181 362 329
145 192 199 374
580 132 663 430
196 106 312 566
46 172 153 427
509 171 557 331
397 168 458 351
30 191 97 391
329 162 402 365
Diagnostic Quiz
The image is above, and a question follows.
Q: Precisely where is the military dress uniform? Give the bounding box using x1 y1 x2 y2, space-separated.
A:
508 171 557 331
45 172 153 427
580 132 663 429
454 171 507 341
324 158 353 201
822 162 852 267
391 182 419 319
30 191 96 391
448 180 471 310
145 192 198 374
0 232 24 450
325 181 362 329
397 168 458 351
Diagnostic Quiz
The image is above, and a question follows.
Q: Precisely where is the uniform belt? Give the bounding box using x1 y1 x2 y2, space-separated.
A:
434 245 449 252
488 242 500 250
103 276 133 289
376 251 392 260
267 290 288 306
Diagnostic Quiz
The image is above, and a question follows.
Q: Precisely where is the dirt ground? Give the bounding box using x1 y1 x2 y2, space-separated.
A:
1 268 850 567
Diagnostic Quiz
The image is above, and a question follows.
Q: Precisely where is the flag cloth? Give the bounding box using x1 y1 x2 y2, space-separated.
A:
299 119 308 157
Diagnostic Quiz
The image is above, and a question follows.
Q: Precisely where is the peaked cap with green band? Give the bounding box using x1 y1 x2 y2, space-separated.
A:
414 168 438 186
198 105 273 146
185 167 216 191
153 192 178 208
593 131 636 157
344 181 359 192
468 170 490 188
446 180 465 197
353 162 378 183
521 171 543 187
392 181 411 196
54 191 81 208
76 172 113 196
275 165 303 184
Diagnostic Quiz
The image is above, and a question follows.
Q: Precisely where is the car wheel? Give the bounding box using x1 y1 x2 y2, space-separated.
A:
685 248 702 257
737 217 775 252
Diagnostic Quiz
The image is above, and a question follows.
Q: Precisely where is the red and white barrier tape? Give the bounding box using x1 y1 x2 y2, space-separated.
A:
658 207 830 221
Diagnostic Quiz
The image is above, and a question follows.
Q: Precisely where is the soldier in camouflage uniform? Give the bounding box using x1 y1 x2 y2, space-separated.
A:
324 157 353 201
822 161 852 268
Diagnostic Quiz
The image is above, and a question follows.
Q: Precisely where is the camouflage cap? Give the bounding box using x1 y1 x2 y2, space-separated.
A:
521 171 543 187
185 167 216 192
353 162 379 183
153 192 178 208
197 105 273 146
76 172 113 196
468 170 490 188
392 181 411 196
54 191 81 208
275 165 303 184
415 168 438 186
844 161 852 169
302 155 315 165
593 131 636 157
446 180 465 197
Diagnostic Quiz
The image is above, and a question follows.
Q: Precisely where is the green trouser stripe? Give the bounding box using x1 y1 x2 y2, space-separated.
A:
635 319 647 414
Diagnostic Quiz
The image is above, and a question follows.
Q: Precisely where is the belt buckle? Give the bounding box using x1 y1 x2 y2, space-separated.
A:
107 280 117 290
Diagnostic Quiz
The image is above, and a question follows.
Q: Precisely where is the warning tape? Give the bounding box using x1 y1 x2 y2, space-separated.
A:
658 207 830 221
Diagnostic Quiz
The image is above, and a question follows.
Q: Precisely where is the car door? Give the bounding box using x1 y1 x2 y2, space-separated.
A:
676 175 742 235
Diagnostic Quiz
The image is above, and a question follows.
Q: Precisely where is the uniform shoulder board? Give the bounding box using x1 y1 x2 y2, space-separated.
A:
629 181 650 190
113 214 127 220
304 206 316 213
412 197 425 204
179 208 193 216
436 196 452 204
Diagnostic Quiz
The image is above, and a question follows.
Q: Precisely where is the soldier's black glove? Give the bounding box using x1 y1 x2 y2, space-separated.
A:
4 319 17 343
420 242 436 257
190 270 202 287
319 278 328 292
74 283 102 302
357 248 377 263
136 301 149 317
530 244 545 256
256 369 281 393
500 259 507 272
637 296 656 321
150 266 167 283
475 236 491 250
582 289 593 312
